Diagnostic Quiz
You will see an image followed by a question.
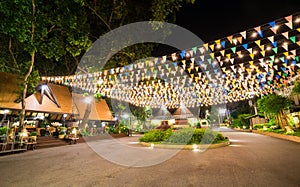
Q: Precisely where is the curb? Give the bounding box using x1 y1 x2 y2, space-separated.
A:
252 130 300 143
139 141 230 150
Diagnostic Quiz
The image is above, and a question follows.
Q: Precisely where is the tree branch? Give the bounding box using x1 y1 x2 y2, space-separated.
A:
85 2 112 31
8 37 19 70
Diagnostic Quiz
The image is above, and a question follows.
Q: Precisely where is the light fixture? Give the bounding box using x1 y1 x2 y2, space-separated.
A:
266 46 272 51
3 109 9 114
253 50 258 55
273 25 279 30
251 32 258 37
295 18 300 23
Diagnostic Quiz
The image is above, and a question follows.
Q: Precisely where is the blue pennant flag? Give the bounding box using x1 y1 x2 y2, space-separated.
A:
221 41 226 48
242 44 248 50
180 50 186 59
269 21 276 28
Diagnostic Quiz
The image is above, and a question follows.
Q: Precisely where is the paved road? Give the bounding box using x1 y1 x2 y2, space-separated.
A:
0 128 300 187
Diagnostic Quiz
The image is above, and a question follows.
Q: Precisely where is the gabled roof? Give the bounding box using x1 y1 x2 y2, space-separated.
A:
151 106 173 120
0 72 114 121
172 106 195 119
72 94 114 121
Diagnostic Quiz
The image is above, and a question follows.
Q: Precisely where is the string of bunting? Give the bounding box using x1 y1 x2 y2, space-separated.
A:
42 12 300 108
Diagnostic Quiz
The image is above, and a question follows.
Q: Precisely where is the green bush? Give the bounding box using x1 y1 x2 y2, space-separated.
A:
30 131 37 136
139 129 169 142
166 128 195 144
0 126 9 135
139 128 227 144
253 124 265 130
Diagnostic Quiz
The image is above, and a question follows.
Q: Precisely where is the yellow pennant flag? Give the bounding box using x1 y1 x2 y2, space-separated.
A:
250 54 254 60
210 53 214 59
190 73 194 78
260 51 266 57
209 44 215 51
249 61 254 65
215 39 221 44
259 45 264 51
255 40 261 46
203 43 209 50
283 52 289 57
220 50 225 56
226 54 231 59
297 28 300 32
182 60 186 65
278 72 281 76
246 68 250 73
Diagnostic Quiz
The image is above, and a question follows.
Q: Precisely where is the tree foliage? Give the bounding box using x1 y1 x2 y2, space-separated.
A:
257 94 292 129
292 80 300 95
257 94 291 115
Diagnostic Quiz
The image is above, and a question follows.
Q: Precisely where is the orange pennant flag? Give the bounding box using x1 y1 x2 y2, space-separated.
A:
237 37 243 44
285 15 292 22
227 35 233 43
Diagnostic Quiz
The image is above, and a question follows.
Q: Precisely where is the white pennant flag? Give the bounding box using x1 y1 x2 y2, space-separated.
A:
240 31 247 39
282 31 289 39
285 21 293 29
267 36 274 43
199 47 205 54
190 57 195 63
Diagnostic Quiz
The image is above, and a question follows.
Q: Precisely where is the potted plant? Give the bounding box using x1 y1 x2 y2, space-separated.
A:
58 131 66 139
29 131 37 142
58 127 67 139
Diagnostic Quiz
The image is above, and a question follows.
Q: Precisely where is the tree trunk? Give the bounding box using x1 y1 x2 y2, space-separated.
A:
19 0 36 130
79 98 92 129
277 110 289 129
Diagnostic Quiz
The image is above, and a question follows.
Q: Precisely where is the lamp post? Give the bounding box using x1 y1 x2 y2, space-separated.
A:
63 114 67 127
1 109 9 127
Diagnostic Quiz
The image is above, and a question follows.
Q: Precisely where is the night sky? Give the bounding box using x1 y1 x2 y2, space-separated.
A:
176 0 300 42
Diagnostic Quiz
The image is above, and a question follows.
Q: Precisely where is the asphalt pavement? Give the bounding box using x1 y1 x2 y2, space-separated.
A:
0 127 299 187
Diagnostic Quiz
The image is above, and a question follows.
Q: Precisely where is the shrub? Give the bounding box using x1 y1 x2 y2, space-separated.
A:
166 128 226 144
0 126 9 135
166 128 195 144
139 129 168 142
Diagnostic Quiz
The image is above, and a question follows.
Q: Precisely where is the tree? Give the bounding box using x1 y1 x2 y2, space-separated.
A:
292 80 300 95
0 0 91 129
257 94 292 129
